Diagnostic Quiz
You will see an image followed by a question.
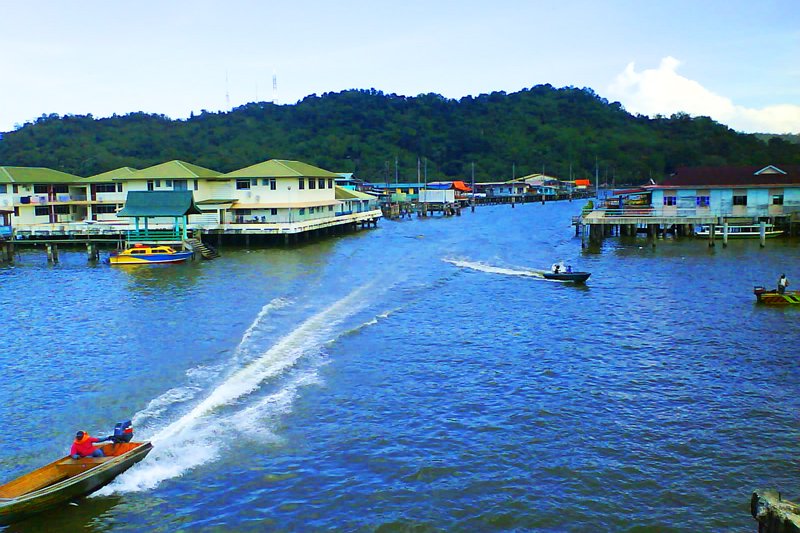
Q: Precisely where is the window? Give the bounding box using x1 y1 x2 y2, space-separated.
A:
117 183 123 192
12 185 18 193
35 206 49 216
308 179 315 189
328 205 333 211
299 208 305 215
298 178 305 190
165 180 173 188
318 178 325 189
270 208 278 216
94 204 118 214
147 180 154 191
193 179 198 191
155 180 161 188
772 195 784 205
236 179 251 190
251 179 258 187
328 179 334 189
696 196 710 207
270 178 276 190
262 179 269 187
733 195 747 206
54 205 70 214
235 209 252 215
173 180 188 191
0 184 7 193
95 184 116 193
663 196 677 206
309 207 315 214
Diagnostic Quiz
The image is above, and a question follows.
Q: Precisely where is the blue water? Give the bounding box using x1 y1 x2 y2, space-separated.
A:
1 202 798 531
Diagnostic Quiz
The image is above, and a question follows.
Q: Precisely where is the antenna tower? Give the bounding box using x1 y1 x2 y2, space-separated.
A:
272 71 278 104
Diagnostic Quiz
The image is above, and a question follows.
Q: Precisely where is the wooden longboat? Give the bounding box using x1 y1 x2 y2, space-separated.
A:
0 441 152 525
754 286 800 305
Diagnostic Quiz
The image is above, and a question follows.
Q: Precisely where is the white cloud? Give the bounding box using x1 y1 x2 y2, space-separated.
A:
607 56 800 134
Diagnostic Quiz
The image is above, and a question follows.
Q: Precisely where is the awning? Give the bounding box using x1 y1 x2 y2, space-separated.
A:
117 191 203 217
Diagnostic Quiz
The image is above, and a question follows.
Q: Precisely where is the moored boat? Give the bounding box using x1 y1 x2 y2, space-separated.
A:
108 243 193 265
695 224 783 238
0 422 152 525
753 286 800 305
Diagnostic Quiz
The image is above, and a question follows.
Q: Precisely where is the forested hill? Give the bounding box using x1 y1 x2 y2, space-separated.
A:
2 85 799 185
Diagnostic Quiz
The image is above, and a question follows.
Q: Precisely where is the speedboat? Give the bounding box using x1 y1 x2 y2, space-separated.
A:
542 271 591 283
108 243 193 265
0 421 152 525
753 286 800 305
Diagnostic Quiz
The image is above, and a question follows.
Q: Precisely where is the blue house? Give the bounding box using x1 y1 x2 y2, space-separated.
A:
647 164 800 220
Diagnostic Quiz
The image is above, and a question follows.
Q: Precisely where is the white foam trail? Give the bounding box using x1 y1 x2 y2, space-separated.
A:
99 286 374 494
233 297 290 355
444 258 545 279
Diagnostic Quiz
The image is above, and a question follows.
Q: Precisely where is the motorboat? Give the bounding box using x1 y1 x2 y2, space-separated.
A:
753 286 800 305
0 421 152 525
108 243 193 265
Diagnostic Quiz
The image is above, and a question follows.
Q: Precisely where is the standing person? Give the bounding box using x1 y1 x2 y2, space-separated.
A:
778 274 789 294
70 431 112 459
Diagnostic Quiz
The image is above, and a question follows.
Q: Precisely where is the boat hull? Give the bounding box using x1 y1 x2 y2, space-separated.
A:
696 225 783 238
542 272 591 283
0 442 152 525
754 287 800 305
109 251 193 265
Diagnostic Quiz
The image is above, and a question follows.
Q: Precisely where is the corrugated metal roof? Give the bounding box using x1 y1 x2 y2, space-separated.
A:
224 159 340 179
232 200 340 209
0 166 83 183
660 165 800 187
117 191 203 217
84 167 139 182
128 160 222 179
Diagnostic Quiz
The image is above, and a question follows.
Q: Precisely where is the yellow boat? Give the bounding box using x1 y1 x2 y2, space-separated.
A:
108 243 193 265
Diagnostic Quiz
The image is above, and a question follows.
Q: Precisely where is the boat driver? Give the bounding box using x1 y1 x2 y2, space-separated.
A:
70 431 113 459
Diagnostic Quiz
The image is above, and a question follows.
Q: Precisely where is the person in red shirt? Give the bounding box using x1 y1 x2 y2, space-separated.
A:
70 430 112 459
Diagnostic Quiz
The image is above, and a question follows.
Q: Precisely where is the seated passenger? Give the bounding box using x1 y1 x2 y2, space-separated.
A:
70 431 112 459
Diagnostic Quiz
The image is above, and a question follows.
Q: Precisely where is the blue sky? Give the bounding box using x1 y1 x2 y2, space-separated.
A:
1 0 798 133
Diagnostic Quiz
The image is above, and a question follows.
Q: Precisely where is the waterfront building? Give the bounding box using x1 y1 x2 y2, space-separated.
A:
578 164 800 244
0 166 86 226
2 159 382 244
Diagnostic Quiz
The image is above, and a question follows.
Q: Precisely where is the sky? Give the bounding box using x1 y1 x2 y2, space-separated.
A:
1 0 799 134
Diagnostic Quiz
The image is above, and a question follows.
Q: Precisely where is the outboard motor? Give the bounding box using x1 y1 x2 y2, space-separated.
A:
112 420 134 443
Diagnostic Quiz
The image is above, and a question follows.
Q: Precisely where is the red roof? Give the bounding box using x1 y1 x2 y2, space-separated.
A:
659 165 800 187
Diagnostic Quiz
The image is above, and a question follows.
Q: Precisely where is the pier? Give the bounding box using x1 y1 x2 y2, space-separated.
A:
574 208 794 248
751 489 800 532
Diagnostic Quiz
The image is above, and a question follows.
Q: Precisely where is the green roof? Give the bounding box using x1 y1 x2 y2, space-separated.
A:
117 191 203 217
84 167 139 182
223 159 340 179
128 160 222 180
0 166 83 183
335 186 377 200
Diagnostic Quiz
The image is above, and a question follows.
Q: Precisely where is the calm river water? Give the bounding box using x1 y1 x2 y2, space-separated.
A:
1 201 798 531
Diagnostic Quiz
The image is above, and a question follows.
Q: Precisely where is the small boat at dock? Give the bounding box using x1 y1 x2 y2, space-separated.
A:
0 422 152 525
108 243 193 265
753 286 800 305
695 224 783 239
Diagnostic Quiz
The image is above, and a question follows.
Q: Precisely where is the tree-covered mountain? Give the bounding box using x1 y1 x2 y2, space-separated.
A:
1 85 798 185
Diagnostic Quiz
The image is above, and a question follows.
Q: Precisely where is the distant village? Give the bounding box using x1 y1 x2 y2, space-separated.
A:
0 158 798 261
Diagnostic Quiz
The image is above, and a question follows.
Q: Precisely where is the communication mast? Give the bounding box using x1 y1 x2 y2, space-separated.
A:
272 70 278 104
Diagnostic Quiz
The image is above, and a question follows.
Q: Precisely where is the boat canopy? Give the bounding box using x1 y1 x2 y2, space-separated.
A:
117 191 203 217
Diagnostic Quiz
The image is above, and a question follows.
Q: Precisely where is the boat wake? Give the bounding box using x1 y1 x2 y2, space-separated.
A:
443 258 559 281
96 287 392 494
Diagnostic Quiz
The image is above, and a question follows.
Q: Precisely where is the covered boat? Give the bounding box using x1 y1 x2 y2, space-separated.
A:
753 286 800 305
108 243 193 265
695 224 784 238
0 422 152 525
